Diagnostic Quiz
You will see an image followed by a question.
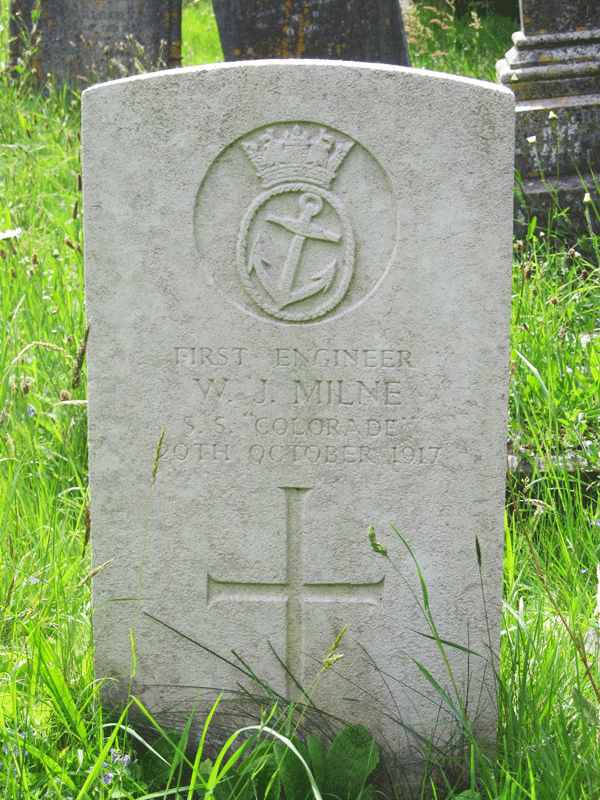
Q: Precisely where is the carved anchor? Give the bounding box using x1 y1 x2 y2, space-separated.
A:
249 192 341 311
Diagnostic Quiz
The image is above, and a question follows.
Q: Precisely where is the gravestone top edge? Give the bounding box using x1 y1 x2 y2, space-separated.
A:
81 59 516 100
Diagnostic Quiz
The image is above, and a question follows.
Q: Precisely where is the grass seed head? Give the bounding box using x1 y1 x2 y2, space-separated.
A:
71 324 90 390
322 625 348 671
82 504 91 559
368 525 388 556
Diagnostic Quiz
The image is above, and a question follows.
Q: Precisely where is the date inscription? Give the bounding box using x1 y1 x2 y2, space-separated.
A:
166 343 440 469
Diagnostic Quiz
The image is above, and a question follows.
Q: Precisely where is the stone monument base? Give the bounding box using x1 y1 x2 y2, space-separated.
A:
511 94 600 236
496 7 600 236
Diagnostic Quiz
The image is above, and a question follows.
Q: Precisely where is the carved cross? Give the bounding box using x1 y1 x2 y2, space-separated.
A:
207 486 384 699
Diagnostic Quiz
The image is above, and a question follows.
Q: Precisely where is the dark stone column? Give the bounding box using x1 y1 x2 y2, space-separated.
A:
497 0 600 233
8 0 182 86
212 0 411 66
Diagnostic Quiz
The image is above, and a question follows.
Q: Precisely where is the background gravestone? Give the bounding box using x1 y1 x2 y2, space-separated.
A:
212 0 411 65
82 61 513 787
9 0 182 86
496 0 600 232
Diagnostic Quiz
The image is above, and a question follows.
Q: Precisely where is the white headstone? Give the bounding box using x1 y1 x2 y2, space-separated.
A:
83 61 514 780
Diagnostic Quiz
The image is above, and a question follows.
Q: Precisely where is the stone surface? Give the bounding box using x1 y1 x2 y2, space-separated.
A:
513 95 600 178
496 0 600 232
9 0 181 86
82 61 513 785
519 0 600 37
212 0 411 65
496 33 600 102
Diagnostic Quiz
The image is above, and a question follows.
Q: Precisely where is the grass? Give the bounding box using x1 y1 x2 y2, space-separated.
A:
182 0 224 65
1 0 600 797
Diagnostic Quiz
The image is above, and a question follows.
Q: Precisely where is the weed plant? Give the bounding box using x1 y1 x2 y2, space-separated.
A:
403 0 515 81
2 1 600 798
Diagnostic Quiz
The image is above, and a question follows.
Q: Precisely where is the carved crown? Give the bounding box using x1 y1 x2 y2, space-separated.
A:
240 125 354 189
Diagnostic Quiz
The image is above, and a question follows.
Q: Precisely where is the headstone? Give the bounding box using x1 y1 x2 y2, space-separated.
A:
82 61 513 788
496 0 600 233
8 0 182 86
212 0 411 66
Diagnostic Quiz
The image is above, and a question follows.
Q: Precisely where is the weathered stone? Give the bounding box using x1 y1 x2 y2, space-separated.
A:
9 0 182 86
212 0 411 65
519 0 600 37
82 61 513 788
496 0 600 232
